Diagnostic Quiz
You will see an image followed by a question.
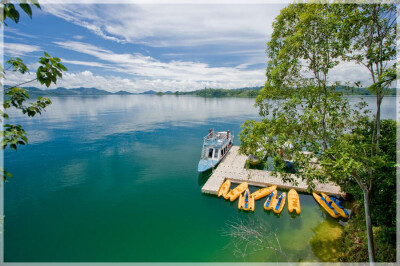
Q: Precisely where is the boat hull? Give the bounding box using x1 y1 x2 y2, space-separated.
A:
251 185 277 200
313 192 340 218
288 189 301 214
197 159 218 172
226 182 248 202
264 190 277 210
238 189 255 211
321 193 348 218
248 155 262 166
272 192 286 214
218 179 231 198
197 130 234 172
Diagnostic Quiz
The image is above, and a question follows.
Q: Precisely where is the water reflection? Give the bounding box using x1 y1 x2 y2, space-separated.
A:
198 171 212 186
7 95 259 144
6 95 398 145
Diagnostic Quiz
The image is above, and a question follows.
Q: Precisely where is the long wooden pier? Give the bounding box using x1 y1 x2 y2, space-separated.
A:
201 146 344 196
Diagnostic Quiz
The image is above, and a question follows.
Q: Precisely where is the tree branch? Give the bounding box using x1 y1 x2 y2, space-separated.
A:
4 78 37 91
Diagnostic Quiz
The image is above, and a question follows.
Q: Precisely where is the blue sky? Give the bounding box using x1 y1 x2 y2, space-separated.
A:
3 1 372 93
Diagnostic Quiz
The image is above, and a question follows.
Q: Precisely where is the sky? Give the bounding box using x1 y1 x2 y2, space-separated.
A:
3 0 374 93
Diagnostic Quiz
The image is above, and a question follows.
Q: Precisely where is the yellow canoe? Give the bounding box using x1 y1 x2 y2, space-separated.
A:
227 182 248 202
218 179 231 198
312 192 340 218
251 185 277 200
263 190 277 210
321 193 348 218
238 189 255 211
272 192 286 214
287 189 301 214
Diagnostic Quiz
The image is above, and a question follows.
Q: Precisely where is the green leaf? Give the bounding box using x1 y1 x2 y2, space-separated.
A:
8 7 20 23
19 3 32 18
45 78 51 87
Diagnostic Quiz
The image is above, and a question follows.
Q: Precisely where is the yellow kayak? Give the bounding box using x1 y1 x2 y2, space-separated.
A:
218 179 231 198
272 192 286 214
321 193 348 218
251 185 277 200
312 192 340 218
238 189 255 211
287 189 301 214
263 190 277 210
227 182 248 202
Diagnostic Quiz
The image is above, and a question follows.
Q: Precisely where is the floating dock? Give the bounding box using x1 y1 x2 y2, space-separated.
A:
201 146 344 196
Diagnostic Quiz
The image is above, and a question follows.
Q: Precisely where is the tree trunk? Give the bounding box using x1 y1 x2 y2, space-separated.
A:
375 96 382 150
363 189 375 263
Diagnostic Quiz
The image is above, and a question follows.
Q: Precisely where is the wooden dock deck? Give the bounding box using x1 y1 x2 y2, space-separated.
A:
201 146 344 196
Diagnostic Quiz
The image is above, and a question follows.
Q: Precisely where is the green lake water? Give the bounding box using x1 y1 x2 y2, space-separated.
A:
4 95 397 262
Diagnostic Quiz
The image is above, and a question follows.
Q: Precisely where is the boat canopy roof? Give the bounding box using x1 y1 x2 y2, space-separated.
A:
203 131 231 147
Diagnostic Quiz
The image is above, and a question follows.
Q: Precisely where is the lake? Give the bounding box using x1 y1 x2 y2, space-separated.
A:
4 95 397 262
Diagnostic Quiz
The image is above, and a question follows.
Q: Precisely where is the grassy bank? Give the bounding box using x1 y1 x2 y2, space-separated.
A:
338 202 396 262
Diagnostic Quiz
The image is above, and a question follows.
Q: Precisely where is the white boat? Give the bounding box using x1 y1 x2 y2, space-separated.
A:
248 137 268 165
249 140 294 165
197 129 234 172
248 147 266 166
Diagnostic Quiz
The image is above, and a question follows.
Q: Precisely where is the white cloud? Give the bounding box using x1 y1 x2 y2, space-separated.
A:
4 69 264 93
73 35 85 40
5 28 38 39
5 57 379 92
328 61 373 86
52 41 265 90
3 42 41 57
42 4 283 47
61 58 112 68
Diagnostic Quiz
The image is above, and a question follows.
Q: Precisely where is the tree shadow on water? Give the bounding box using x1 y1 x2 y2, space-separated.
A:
309 220 344 262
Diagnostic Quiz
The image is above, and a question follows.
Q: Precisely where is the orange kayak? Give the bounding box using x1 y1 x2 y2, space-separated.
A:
264 190 277 210
251 185 277 200
287 189 301 214
313 192 340 218
321 193 348 218
272 192 286 214
218 179 231 198
227 182 248 202
238 189 255 211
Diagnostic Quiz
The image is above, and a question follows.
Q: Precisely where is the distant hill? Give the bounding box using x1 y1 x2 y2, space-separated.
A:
174 87 263 97
114 90 133 95
140 90 157 95
69 87 112 95
3 85 395 98
3 86 131 96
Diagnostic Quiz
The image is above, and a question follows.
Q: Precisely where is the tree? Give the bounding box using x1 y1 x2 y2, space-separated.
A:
342 4 396 150
332 119 396 230
334 4 396 262
239 3 395 262
240 3 352 187
1 1 67 180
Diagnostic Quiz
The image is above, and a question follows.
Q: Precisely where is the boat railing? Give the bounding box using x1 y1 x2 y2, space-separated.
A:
203 131 229 144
